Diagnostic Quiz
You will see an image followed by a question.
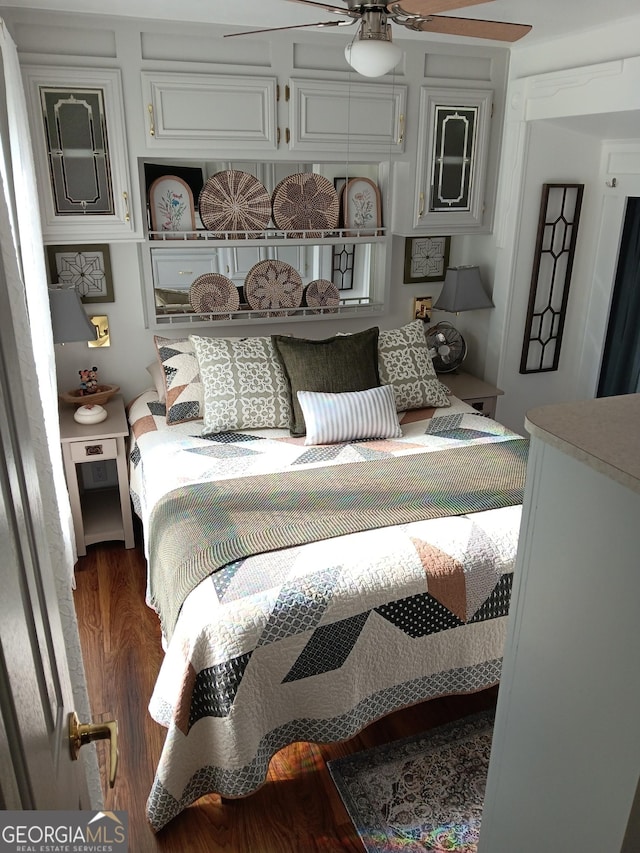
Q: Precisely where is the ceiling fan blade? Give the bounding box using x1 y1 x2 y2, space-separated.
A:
224 20 354 38
282 0 361 17
388 0 492 14
411 14 532 42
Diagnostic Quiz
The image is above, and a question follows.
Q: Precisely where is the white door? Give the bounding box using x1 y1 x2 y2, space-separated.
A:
0 252 93 809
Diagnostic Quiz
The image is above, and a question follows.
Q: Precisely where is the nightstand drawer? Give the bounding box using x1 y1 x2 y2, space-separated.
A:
69 437 118 463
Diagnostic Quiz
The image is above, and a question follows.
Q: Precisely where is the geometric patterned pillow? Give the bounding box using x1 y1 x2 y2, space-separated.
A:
190 334 292 434
153 336 203 425
378 320 451 412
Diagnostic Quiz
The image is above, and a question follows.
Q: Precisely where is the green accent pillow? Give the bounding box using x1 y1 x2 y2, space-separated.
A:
272 327 381 436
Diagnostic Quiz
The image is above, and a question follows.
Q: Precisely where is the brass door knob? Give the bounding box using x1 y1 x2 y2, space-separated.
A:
69 712 119 788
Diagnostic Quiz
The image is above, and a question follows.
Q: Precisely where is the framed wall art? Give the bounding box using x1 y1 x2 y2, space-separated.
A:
520 182 584 374
343 177 381 236
46 244 114 303
403 236 451 284
144 163 204 208
149 174 197 238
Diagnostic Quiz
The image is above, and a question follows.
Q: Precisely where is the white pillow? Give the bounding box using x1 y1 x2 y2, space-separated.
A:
297 384 402 446
146 360 166 402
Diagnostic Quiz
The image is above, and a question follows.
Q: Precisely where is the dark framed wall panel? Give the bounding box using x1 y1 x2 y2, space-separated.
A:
520 183 584 374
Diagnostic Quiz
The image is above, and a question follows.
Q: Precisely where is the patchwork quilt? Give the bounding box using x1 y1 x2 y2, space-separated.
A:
127 390 526 831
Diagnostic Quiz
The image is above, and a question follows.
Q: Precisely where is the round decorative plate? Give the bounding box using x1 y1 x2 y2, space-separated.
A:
189 273 240 314
303 279 340 313
199 170 271 236
271 173 339 237
244 260 303 314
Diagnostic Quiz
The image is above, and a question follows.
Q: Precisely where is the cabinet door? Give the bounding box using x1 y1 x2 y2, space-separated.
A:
152 249 223 291
22 66 138 241
414 87 492 233
141 72 278 151
288 78 407 154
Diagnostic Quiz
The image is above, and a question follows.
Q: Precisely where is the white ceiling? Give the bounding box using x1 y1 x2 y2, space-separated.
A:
1 0 639 47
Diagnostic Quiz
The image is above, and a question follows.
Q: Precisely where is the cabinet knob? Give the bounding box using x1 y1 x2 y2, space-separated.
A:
398 114 405 145
147 103 155 137
418 191 425 218
122 191 130 223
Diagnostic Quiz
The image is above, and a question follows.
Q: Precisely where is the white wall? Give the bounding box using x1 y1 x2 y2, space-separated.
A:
485 22 640 433
510 14 640 78
494 121 602 432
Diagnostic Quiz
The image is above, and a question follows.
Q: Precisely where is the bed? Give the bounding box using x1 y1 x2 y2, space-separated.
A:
128 323 526 831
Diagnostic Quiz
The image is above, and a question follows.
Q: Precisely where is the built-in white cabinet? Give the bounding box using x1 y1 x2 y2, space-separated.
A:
288 78 406 154
392 87 493 235
22 66 139 242
479 395 640 853
141 72 279 151
141 71 406 156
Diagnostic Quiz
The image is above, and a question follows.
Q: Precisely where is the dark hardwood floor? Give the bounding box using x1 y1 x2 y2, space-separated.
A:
73 536 498 852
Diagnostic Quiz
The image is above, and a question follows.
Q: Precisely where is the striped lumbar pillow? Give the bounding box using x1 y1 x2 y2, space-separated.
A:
296 384 402 446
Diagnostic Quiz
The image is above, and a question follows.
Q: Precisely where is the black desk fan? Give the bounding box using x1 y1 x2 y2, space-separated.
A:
425 265 493 373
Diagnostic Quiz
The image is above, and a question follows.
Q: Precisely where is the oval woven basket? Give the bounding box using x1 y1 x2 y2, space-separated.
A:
271 173 339 237
59 384 120 407
303 279 341 313
189 273 240 314
244 260 303 315
199 170 271 237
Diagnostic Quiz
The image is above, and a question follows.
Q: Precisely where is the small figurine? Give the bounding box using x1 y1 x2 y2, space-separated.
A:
78 366 99 395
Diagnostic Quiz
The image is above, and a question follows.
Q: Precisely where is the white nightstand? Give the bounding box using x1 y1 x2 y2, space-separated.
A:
59 394 134 557
439 371 504 420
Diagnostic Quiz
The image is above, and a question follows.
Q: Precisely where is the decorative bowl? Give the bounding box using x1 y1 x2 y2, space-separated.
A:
59 384 120 407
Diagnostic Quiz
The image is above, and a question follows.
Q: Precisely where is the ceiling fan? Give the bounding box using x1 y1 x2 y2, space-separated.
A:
224 1 532 77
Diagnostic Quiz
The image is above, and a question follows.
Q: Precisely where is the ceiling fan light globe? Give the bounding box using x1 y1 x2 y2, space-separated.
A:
344 39 402 77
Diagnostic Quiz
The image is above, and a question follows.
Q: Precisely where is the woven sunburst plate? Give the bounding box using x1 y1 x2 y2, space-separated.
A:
244 260 303 316
303 279 341 313
199 170 271 237
189 273 240 315
271 173 339 238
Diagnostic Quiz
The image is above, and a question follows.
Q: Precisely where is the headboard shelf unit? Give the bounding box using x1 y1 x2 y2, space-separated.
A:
153 297 384 328
147 228 387 244
138 157 393 331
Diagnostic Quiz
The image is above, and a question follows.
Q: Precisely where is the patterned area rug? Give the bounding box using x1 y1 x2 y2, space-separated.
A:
328 711 494 853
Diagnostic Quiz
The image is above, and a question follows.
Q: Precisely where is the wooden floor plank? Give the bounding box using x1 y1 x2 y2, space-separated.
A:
73 539 498 852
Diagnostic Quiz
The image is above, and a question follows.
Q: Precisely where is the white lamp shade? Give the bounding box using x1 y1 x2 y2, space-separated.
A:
48 287 97 343
344 39 402 77
433 266 494 313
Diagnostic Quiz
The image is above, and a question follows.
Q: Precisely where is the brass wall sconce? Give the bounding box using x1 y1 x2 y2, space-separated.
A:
88 315 110 348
